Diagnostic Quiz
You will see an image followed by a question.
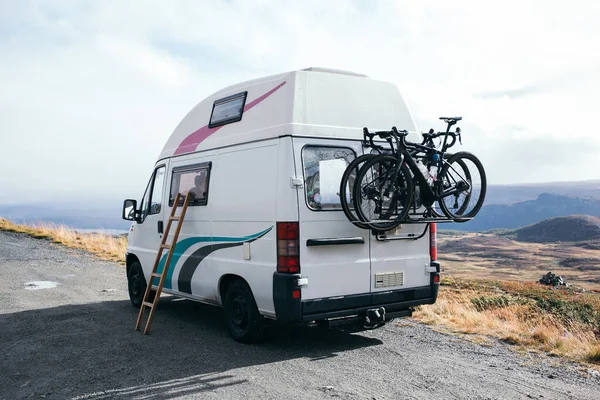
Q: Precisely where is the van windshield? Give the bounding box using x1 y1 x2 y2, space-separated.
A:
302 146 355 211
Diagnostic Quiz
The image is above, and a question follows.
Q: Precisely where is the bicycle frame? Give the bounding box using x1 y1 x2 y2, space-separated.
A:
387 121 462 210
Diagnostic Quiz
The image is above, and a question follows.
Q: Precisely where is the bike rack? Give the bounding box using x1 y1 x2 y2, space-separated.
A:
374 223 430 242
348 214 472 226
401 214 472 224
371 214 473 241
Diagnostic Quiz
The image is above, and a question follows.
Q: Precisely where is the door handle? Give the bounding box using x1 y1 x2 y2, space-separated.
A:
157 221 164 234
306 237 364 246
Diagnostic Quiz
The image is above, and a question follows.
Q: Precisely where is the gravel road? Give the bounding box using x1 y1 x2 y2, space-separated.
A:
1 230 599 400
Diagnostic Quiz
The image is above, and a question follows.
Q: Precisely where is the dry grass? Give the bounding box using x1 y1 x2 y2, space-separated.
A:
414 278 600 366
0 218 127 263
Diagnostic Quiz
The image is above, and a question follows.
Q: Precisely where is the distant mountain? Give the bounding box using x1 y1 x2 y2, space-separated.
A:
0 203 130 231
485 180 600 205
507 215 600 243
447 193 600 232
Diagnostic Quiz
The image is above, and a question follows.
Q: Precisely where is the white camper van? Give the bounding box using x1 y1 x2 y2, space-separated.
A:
122 68 440 343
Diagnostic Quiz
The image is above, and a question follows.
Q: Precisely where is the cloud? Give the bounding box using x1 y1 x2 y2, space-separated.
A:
0 0 599 204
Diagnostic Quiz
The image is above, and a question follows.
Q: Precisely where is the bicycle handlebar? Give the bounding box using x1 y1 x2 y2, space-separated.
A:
362 127 395 152
364 126 460 153
421 130 459 148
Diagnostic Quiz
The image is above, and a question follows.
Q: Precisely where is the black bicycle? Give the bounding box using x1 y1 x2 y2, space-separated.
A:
339 120 458 230
349 117 486 231
339 124 434 230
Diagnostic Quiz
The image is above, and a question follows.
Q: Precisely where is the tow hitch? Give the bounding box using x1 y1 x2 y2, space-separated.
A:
364 307 386 329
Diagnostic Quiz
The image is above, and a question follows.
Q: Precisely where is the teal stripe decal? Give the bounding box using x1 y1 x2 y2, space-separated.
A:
153 226 273 289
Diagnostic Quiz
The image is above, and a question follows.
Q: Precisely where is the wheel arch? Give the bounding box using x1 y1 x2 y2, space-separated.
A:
218 274 250 306
125 253 141 277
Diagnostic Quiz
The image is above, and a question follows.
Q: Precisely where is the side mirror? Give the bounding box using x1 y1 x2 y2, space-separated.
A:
122 199 138 221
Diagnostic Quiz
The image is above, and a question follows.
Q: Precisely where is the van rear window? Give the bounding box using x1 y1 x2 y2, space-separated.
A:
169 163 211 207
302 146 355 211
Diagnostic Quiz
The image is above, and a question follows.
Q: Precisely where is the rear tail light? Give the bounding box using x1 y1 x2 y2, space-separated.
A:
430 223 437 261
277 222 300 273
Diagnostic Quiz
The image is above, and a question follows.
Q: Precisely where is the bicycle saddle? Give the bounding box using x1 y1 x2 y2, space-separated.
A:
439 116 462 123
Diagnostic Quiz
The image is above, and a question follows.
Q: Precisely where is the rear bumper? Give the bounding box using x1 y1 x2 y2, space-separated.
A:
300 285 437 322
273 261 440 323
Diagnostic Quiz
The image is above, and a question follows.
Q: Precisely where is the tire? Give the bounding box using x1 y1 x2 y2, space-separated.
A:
223 280 265 343
353 155 414 231
127 261 147 308
430 154 470 218
437 151 487 221
339 154 379 229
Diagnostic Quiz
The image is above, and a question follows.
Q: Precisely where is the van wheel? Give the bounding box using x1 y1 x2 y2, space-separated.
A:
127 261 147 308
224 280 264 343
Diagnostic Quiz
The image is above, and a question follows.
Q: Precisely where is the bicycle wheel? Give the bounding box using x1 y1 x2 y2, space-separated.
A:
437 152 486 221
430 154 470 218
339 154 379 229
353 155 414 231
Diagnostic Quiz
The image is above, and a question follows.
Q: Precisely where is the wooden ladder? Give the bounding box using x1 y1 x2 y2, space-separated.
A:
135 192 192 334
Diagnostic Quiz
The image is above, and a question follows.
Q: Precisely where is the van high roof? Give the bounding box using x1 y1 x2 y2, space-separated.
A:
159 68 417 160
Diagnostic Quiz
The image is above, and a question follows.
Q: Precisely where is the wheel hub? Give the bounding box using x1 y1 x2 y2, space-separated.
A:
131 273 142 297
231 296 248 327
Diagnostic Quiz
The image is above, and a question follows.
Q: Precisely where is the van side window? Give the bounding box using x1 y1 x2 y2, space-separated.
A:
169 164 211 207
140 165 166 220
150 167 166 214
302 147 355 211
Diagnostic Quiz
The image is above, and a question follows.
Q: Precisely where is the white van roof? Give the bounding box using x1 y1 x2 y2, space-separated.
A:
159 68 417 160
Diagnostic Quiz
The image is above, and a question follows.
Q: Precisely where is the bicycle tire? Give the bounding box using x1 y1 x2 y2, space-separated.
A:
339 154 379 229
437 151 487 221
353 155 414 231
430 154 470 218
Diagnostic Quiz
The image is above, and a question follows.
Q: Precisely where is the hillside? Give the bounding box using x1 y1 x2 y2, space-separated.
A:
448 193 600 232
510 215 600 243
438 231 600 289
439 214 600 289
485 180 600 205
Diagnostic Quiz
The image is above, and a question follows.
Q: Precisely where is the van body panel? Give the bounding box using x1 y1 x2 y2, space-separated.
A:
210 139 280 315
158 69 419 161
275 136 300 223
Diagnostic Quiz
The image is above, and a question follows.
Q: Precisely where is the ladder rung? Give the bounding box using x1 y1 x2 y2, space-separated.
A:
143 302 154 308
151 273 162 278
160 244 171 250
169 216 180 221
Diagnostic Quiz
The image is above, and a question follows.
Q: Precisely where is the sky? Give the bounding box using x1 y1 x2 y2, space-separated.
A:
1 0 599 205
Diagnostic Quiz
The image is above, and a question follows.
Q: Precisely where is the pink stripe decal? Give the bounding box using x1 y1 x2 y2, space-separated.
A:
173 81 287 155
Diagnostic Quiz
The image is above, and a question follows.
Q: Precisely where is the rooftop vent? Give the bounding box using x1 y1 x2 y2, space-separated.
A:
302 67 367 78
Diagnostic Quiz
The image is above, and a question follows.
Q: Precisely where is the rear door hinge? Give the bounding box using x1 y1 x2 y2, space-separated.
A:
297 277 308 288
425 264 437 274
291 177 304 188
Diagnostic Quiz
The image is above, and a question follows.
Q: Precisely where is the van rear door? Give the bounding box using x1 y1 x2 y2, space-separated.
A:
293 138 370 300
369 223 431 293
